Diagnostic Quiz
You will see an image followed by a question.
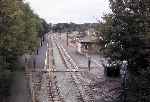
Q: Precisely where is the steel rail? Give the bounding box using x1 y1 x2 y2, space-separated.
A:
53 37 95 102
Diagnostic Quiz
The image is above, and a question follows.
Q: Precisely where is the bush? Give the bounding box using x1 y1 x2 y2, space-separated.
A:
0 70 12 98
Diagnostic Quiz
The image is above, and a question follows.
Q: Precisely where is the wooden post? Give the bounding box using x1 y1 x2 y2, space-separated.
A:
88 56 91 72
67 32 69 47
37 49 39 55
33 58 36 69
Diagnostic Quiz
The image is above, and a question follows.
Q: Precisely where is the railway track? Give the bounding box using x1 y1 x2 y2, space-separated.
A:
46 72 64 102
25 36 64 102
46 36 64 102
52 36 95 102
25 34 120 102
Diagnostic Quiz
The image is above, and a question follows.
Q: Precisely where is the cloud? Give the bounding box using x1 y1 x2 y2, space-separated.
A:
25 0 110 24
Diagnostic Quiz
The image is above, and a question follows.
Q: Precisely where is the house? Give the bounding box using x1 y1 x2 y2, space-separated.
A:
76 35 100 54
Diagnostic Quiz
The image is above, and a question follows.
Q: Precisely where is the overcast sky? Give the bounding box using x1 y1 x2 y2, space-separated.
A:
25 0 111 24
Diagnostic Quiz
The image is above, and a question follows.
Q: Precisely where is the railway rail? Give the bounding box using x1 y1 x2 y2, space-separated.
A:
46 72 64 102
46 36 64 102
52 36 95 102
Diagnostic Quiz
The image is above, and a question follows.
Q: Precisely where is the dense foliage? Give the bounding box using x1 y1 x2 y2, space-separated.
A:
98 0 150 101
0 0 49 101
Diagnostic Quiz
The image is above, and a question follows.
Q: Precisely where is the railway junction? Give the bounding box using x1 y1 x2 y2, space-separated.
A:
25 33 121 102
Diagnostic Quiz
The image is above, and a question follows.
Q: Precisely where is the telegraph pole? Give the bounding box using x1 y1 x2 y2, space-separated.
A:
87 56 91 72
67 32 69 47
59 30 61 40
88 57 91 72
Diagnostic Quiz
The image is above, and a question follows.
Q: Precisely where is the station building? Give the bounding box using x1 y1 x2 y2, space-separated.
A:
76 35 101 54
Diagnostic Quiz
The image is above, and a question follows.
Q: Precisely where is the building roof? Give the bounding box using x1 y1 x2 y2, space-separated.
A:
79 35 97 43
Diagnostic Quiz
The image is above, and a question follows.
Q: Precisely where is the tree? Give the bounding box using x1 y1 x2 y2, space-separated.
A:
0 0 48 100
0 0 23 100
39 19 50 36
99 0 150 101
96 14 113 53
108 0 150 68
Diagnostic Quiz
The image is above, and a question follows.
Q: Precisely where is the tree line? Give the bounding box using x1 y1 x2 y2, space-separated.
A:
97 0 150 101
0 0 49 101
52 22 99 33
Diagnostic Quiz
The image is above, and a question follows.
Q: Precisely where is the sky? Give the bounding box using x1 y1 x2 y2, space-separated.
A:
24 0 111 24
